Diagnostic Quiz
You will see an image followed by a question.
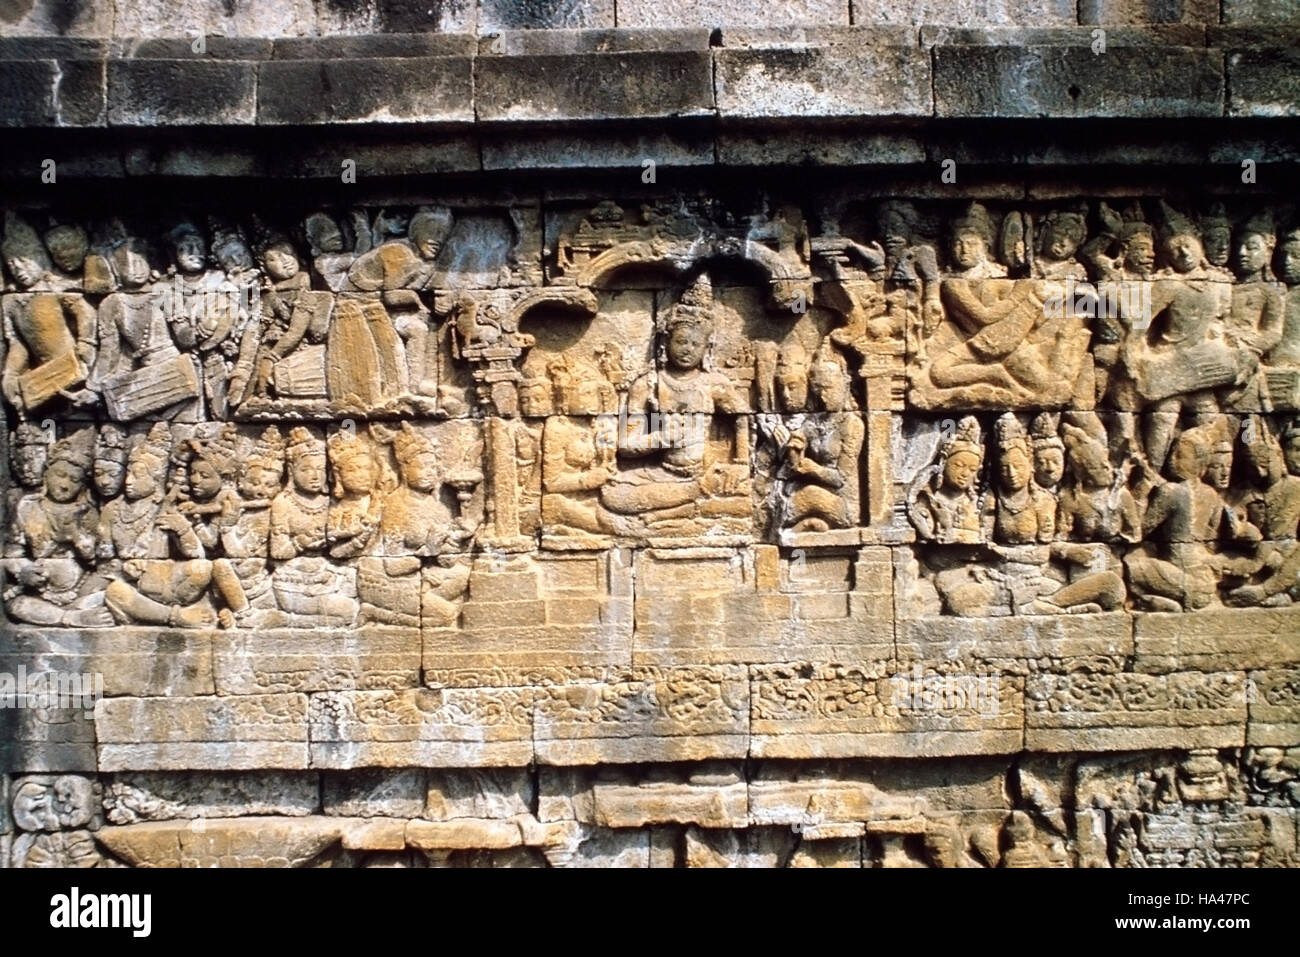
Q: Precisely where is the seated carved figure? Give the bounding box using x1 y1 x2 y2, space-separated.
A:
597 274 751 537
540 355 628 541
356 422 480 627
917 203 1087 408
1124 426 1225 612
100 424 246 628
1036 420 1137 614
269 427 358 624
763 347 864 534
219 427 286 627
2 431 112 627
1227 418 1300 606
907 415 987 545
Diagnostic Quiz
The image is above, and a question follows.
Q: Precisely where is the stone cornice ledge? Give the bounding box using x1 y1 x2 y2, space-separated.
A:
1 26 1297 129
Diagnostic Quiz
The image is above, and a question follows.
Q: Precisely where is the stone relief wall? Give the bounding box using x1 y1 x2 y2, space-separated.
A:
2 189 1298 867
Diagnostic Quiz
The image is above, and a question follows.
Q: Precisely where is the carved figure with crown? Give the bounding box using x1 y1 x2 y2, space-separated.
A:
598 273 752 540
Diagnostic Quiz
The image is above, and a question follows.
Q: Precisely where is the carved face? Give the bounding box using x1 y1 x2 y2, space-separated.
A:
809 361 847 412
1168 438 1205 482
1205 446 1233 490
5 254 43 289
943 450 980 492
1033 447 1065 489
1236 233 1272 276
950 231 986 270
1165 233 1203 274
188 458 223 500
1280 238 1300 285
410 221 450 261
124 458 158 500
1043 223 1080 261
214 238 253 273
44 460 84 503
93 460 125 498
240 461 283 501
12 781 57 832
113 244 151 288
291 452 327 495
173 235 207 274
14 444 47 487
518 378 553 417
46 227 87 274
1124 235 1156 274
776 360 809 411
1284 434 1300 477
1071 444 1112 488
666 323 708 371
308 216 345 255
1203 225 1231 267
999 445 1031 492
401 451 439 493
262 244 299 282
336 451 376 496
1242 438 1279 483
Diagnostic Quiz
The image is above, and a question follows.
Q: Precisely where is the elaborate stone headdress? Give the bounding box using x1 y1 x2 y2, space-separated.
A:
94 424 128 468
166 220 206 254
1199 202 1231 234
941 415 983 461
995 412 1030 456
185 426 240 481
1031 412 1064 454
285 426 325 462
1038 204 1088 248
391 422 437 469
1158 200 1199 243
252 426 285 467
129 422 173 472
47 429 94 476
43 222 88 272
665 273 716 330
1240 209 1276 243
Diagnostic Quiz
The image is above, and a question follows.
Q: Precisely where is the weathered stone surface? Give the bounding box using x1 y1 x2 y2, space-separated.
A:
621 0 849 28
107 59 257 125
479 0 616 30
1078 0 1219 23
1226 47 1300 117
103 771 318 822
96 695 310 771
715 32 932 119
750 664 1025 759
1135 609 1300 673
853 0 1073 25
933 46 1224 118
476 48 714 121
212 628 419 694
1223 0 1300 22
533 666 750 764
323 768 426 817
1025 672 1248 752
308 689 533 768
257 57 475 125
